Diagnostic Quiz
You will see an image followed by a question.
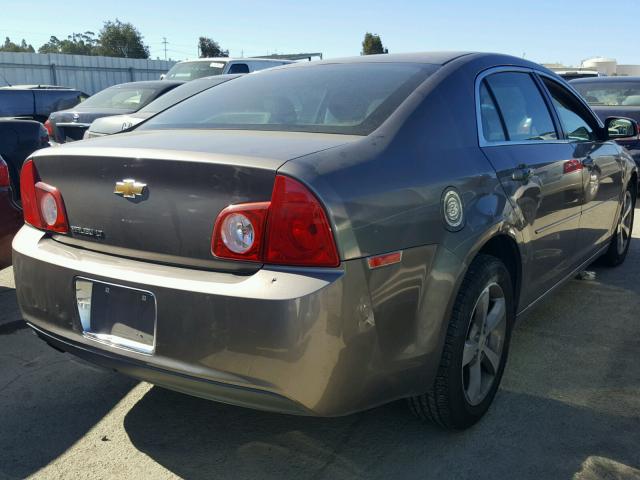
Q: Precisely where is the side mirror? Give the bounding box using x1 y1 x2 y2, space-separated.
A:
605 117 638 139
159 74 166 80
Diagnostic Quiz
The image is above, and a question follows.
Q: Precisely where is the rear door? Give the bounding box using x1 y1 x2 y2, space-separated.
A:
478 68 585 307
539 76 624 256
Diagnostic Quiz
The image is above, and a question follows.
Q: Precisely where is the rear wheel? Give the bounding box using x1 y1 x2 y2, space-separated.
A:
409 254 514 429
602 185 635 267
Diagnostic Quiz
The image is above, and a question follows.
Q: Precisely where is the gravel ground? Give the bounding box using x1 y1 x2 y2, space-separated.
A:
1 214 640 480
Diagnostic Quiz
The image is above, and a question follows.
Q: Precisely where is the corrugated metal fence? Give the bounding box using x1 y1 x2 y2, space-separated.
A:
0 52 176 94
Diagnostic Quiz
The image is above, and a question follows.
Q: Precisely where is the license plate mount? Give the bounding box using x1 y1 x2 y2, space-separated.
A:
75 278 156 355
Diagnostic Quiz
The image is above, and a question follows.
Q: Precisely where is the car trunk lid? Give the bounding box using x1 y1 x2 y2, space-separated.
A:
31 129 357 271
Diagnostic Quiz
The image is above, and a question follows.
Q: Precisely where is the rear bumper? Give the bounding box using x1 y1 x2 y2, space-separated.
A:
0 189 22 269
29 322 311 415
13 225 449 416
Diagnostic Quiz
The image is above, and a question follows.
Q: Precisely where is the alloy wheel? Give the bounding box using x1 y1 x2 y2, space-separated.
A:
617 190 633 255
462 282 507 406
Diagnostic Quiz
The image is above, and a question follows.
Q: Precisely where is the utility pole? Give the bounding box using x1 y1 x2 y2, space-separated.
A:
162 37 168 60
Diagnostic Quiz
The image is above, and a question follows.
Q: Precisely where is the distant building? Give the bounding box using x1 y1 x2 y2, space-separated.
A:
543 57 640 76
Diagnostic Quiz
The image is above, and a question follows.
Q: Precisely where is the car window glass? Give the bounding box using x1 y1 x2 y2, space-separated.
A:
485 72 557 141
572 81 640 106
165 61 226 80
80 87 159 109
227 63 249 74
140 63 438 136
542 78 596 141
479 81 506 142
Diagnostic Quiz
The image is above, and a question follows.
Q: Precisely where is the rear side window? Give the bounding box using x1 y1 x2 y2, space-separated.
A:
227 63 249 74
542 78 597 141
485 72 557 142
140 63 438 136
479 82 506 142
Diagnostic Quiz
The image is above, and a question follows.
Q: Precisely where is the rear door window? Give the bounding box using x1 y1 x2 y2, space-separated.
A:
485 72 557 142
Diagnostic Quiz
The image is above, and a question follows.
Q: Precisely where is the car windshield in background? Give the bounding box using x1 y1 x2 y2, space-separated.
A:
573 82 640 106
138 76 235 114
81 86 160 109
164 61 227 80
140 63 437 135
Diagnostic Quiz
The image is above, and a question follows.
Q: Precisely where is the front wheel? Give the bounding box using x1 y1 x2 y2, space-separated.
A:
603 186 635 267
409 254 514 429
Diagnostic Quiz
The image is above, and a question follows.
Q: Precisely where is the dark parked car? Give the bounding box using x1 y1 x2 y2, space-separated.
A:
0 119 49 268
571 77 640 166
0 85 87 123
84 75 241 139
47 80 183 143
13 53 637 429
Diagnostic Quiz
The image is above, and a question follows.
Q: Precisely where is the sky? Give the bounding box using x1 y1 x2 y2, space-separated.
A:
1 0 637 66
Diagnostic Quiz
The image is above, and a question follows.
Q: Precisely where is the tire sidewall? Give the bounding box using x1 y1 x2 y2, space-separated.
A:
447 257 514 426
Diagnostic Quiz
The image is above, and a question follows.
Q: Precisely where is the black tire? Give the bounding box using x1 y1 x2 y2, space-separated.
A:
602 183 636 267
409 254 514 429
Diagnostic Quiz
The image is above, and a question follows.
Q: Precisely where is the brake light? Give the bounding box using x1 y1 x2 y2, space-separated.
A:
211 175 340 267
0 158 9 187
44 119 54 139
563 159 583 174
19 159 69 233
39 124 50 145
265 176 339 267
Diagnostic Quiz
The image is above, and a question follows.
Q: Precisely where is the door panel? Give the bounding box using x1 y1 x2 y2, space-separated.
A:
482 143 582 307
577 142 623 252
538 76 624 258
478 70 586 308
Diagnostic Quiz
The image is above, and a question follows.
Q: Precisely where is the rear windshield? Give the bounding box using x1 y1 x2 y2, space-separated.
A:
165 61 227 80
572 81 640 106
81 86 161 109
138 76 235 114
140 63 437 135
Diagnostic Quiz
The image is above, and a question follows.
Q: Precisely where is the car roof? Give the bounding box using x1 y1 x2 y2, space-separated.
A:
104 80 184 89
571 76 640 83
0 84 79 90
175 57 294 64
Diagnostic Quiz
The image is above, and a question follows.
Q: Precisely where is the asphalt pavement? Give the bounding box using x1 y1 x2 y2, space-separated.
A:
1 215 640 480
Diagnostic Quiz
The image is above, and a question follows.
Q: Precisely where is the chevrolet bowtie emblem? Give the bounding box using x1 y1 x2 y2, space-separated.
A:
114 179 146 198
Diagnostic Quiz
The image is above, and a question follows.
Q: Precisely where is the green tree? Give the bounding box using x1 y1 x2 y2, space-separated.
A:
361 32 388 55
97 19 150 58
1 37 35 53
198 37 228 58
38 32 98 55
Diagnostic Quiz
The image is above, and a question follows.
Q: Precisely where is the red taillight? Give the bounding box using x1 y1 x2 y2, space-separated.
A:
265 176 339 267
211 175 340 267
44 119 54 139
19 159 69 233
0 158 9 188
563 159 583 174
